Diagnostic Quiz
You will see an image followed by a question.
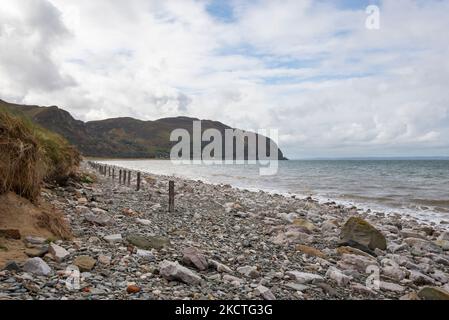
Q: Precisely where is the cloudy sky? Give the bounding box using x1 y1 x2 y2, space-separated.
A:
1 0 448 158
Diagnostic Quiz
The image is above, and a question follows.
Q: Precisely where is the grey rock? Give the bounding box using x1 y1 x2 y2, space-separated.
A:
23 258 52 276
182 247 208 271
159 260 201 285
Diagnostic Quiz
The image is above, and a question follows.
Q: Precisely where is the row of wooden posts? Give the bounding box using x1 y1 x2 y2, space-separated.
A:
87 161 175 213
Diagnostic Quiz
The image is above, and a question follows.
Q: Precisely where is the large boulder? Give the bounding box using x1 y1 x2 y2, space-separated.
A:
340 217 387 251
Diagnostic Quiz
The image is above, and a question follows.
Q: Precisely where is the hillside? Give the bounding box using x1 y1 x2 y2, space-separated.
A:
0 99 287 160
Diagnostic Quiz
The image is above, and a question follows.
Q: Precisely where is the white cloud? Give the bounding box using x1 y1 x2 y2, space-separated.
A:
0 0 448 158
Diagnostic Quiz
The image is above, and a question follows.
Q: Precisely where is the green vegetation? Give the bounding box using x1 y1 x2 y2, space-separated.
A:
0 105 80 202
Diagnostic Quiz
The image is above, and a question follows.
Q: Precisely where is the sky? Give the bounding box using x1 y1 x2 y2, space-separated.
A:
1 0 449 159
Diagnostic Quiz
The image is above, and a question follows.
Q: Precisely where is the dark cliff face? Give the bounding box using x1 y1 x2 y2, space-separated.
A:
0 99 287 160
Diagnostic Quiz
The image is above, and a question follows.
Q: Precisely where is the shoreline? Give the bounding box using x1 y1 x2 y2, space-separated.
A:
1 161 449 300
95 159 449 226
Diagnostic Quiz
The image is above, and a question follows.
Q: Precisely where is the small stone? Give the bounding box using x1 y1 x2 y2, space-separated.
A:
409 270 435 286
98 254 112 265
382 265 406 282
285 282 308 291
285 271 324 284
336 246 375 258
296 245 326 258
326 266 352 286
85 213 112 226
77 197 88 205
25 246 48 258
159 260 201 285
292 218 317 232
438 232 449 241
136 249 155 262
379 281 405 293
434 239 449 251
223 274 243 285
126 235 170 250
127 285 141 294
24 236 46 245
23 257 52 276
74 256 96 272
237 266 260 279
337 254 378 273
48 243 70 262
400 229 427 240
209 260 233 273
136 218 151 226
350 283 376 296
104 234 122 244
254 285 276 300
182 247 208 271
404 238 442 254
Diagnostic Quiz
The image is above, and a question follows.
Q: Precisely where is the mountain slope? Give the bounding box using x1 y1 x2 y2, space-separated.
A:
0 99 287 160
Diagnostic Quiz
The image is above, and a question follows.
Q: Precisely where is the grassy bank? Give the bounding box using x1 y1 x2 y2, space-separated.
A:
0 104 81 202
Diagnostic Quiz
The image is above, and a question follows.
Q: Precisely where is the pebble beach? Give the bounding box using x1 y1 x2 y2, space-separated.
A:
1 161 449 300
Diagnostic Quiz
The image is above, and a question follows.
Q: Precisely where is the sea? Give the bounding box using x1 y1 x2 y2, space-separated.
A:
97 159 449 223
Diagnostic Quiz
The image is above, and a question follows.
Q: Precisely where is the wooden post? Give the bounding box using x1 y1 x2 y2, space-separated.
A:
119 170 122 184
127 171 131 186
136 172 141 191
123 170 127 184
108 167 111 177
112 168 115 180
169 180 175 213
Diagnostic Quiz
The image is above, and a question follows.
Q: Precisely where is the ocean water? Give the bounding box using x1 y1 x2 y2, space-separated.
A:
97 159 449 223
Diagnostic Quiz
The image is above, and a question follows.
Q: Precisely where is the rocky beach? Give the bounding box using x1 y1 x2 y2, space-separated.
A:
1 161 449 300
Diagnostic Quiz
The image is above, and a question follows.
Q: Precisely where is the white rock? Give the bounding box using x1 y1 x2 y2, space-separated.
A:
325 267 352 286
285 282 308 291
136 249 155 261
104 234 122 243
277 212 298 223
136 218 151 226
23 258 52 276
92 208 107 214
159 260 201 285
48 243 70 262
285 271 324 284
